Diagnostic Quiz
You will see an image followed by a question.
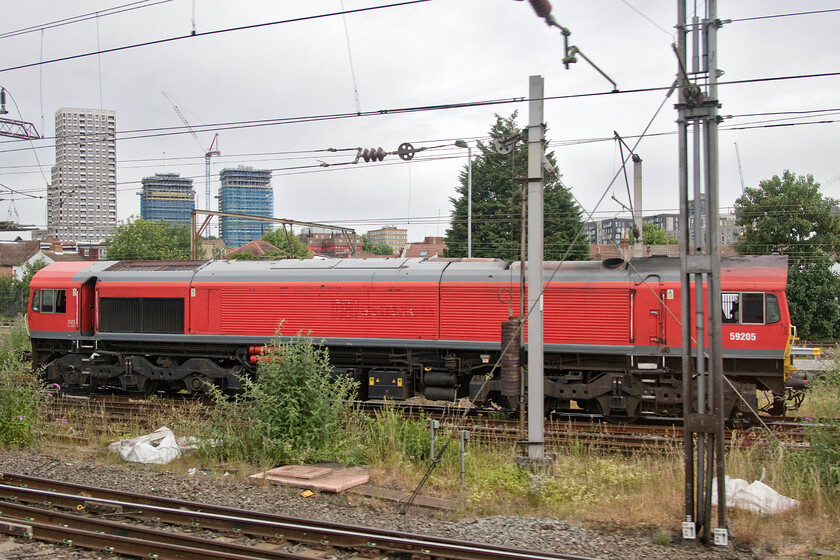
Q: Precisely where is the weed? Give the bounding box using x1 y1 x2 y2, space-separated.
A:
792 359 840 496
6 315 31 355
652 531 671 546
363 402 431 466
201 333 365 466
0 338 49 448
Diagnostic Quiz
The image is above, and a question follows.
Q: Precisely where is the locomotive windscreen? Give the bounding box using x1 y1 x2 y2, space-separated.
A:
99 297 184 334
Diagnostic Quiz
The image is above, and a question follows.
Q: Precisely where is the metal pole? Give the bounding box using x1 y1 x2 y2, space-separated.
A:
676 0 696 540
692 11 708 533
677 0 727 543
706 0 728 539
429 419 439 465
460 430 470 484
190 210 196 260
520 178 527 441
526 75 545 461
632 155 643 258
467 146 473 258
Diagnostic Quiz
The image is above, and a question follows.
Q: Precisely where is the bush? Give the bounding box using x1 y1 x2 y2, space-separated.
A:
7 315 31 355
0 339 49 448
203 334 364 466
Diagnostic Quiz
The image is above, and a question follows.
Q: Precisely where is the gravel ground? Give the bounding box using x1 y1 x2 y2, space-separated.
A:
0 447 771 560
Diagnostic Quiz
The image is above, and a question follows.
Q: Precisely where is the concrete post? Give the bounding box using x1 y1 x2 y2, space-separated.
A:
526 75 545 461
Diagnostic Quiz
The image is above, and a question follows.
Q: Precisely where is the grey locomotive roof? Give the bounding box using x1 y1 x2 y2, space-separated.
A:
195 257 451 283
75 255 788 286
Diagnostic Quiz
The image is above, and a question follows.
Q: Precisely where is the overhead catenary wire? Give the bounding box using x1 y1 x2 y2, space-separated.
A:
89 71 840 140
0 0 173 40
729 8 840 23
0 0 433 74
620 0 672 37
3 71 839 157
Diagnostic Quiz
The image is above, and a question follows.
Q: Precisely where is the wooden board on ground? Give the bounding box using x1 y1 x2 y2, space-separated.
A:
251 464 369 492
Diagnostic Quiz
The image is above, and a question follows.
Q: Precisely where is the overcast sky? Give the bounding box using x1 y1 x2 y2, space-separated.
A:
1 1 838 245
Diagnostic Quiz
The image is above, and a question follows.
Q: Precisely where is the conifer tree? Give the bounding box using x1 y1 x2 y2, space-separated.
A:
445 113 588 261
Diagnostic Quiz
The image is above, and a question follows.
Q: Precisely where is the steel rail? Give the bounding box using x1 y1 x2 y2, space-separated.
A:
0 500 310 559
0 474 599 560
0 518 293 560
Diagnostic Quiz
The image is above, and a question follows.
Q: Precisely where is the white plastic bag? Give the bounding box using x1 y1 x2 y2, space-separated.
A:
108 426 182 465
712 476 800 514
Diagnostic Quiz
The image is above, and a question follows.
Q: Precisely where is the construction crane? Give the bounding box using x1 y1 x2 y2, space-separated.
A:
161 92 220 213
734 142 746 195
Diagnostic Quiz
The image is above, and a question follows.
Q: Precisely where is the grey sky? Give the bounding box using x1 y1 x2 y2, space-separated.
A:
1 1 838 244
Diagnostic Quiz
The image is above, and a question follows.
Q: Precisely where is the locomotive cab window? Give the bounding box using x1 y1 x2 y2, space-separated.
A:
722 292 779 325
765 294 781 323
32 289 67 314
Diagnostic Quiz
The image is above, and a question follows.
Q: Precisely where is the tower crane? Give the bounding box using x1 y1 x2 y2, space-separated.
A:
161 92 220 213
734 142 745 196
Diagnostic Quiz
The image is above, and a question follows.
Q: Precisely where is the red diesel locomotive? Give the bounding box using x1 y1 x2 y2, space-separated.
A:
28 255 797 420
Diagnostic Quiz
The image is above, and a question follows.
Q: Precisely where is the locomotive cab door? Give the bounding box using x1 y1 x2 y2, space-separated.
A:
642 276 666 346
79 278 96 337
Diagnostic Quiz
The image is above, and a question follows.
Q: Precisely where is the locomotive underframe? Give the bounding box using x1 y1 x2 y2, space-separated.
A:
32 336 786 420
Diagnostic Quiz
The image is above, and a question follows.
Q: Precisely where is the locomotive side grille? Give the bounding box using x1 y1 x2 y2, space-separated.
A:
544 289 630 344
100 297 184 334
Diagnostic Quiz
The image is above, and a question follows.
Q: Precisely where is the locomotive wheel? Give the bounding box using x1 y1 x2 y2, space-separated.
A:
62 378 97 396
63 383 96 396
60 368 97 396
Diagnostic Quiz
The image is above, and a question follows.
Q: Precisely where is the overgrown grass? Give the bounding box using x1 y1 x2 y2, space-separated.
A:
0 316 49 447
792 358 840 496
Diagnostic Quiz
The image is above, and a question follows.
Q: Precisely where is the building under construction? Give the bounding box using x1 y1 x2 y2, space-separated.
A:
218 166 273 248
140 173 195 226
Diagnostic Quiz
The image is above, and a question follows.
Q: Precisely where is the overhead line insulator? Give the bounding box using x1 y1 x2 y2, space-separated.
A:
352 142 418 164
527 0 553 19
361 147 386 162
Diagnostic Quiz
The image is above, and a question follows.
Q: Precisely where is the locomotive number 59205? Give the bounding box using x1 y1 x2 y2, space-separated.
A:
729 332 757 341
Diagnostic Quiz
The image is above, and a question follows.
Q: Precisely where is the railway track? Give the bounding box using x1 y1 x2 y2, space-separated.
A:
0 472 600 560
47 395 813 451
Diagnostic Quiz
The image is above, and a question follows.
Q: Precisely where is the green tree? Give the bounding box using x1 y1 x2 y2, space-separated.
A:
261 229 313 259
361 234 394 255
0 259 49 317
228 252 256 261
734 170 840 340
107 218 196 260
445 113 588 261
641 222 677 245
